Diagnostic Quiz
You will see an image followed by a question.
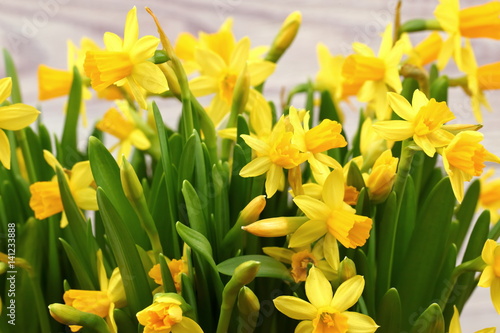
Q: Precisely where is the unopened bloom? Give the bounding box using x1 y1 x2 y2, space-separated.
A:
239 117 309 198
136 294 203 333
342 24 403 120
0 77 40 169
478 239 500 314
364 149 398 203
441 131 500 202
434 0 500 69
290 168 372 252
84 7 168 109
372 89 456 157
273 267 378 333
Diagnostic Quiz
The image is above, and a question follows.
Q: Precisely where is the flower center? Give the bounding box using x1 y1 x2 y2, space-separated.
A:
314 309 349 333
84 51 133 91
413 99 454 136
290 250 317 282
219 71 238 104
269 132 307 169
445 139 486 177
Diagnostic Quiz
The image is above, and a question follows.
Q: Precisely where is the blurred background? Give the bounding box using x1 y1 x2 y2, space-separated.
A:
1 0 499 329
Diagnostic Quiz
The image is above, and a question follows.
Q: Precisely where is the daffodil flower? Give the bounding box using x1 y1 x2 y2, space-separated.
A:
478 239 500 314
136 294 203 333
449 305 496 333
400 31 443 69
434 0 500 70
372 89 456 157
61 251 126 333
263 238 338 283
96 103 151 159
342 24 403 120
289 168 372 269
29 150 98 227
0 77 40 170
479 169 500 224
440 131 500 202
84 7 168 109
288 106 346 184
149 257 188 292
273 267 378 333
239 116 309 198
364 149 398 204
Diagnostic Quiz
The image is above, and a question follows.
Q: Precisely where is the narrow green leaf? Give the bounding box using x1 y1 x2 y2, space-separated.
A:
96 187 151 317
159 253 177 293
182 180 208 236
3 49 22 103
376 288 401 333
429 76 449 102
400 77 419 103
347 160 366 191
408 303 445 333
217 255 293 282
59 238 95 290
113 309 136 333
60 66 82 167
454 179 480 250
181 273 198 321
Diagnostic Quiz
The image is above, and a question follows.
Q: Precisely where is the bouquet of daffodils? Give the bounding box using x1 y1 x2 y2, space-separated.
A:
1 1 500 332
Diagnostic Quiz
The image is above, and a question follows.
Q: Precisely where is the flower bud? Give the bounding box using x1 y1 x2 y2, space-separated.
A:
237 286 260 331
233 261 261 286
242 216 308 237
365 149 398 203
49 303 110 332
239 195 267 225
339 257 357 283
120 156 143 202
267 11 302 63
159 63 181 97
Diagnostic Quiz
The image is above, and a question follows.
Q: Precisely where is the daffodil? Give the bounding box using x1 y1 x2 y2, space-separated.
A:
0 77 40 170
289 168 372 270
372 89 456 157
478 239 500 314
29 150 98 226
239 116 309 198
263 238 338 283
273 267 378 333
149 257 188 292
441 131 500 202
434 0 500 70
479 169 500 224
96 103 151 159
288 106 345 184
341 24 403 120
449 305 496 333
364 149 398 203
84 7 168 109
401 31 443 69
136 294 203 333
189 34 275 126
61 251 126 332
315 43 363 104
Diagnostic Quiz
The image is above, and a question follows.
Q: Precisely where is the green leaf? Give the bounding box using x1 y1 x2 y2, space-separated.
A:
59 238 96 290
88 136 148 249
181 273 198 321
217 255 293 282
397 177 454 330
113 309 136 333
96 187 151 317
182 180 208 237
347 161 366 191
429 76 448 102
409 303 445 333
159 253 177 293
3 49 22 103
454 179 480 250
400 77 419 103
60 66 82 168
376 288 401 333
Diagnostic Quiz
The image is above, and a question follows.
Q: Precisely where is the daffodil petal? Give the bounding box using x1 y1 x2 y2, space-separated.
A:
189 76 218 97
0 77 12 103
266 163 283 198
131 61 168 94
273 296 318 320
293 195 331 221
413 134 436 157
289 219 327 248
248 61 276 86
195 48 226 77
491 277 500 314
295 320 314 333
229 37 250 70
305 266 333 308
103 32 123 52
240 134 270 155
74 188 98 211
482 239 497 265
330 275 364 312
323 233 340 271
322 168 345 209
129 129 151 150
387 92 415 121
70 161 94 189
372 121 413 141
0 104 40 131
239 157 272 177
342 311 379 333
352 42 375 57
130 36 160 63
0 129 11 169
123 6 139 51
171 316 204 333
262 247 295 264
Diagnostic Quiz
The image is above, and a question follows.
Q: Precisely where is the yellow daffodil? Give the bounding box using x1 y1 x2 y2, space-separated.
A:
96 104 151 159
364 149 398 203
0 77 40 170
84 7 168 109
273 267 378 333
62 251 126 332
434 0 500 70
479 169 500 224
29 150 98 226
372 89 456 157
441 131 500 202
478 239 500 314
288 106 345 184
342 24 403 120
449 305 496 333
315 43 363 104
263 238 338 283
290 168 372 263
136 294 203 333
149 257 188 292
359 117 394 170
189 33 275 126
401 31 443 69
239 116 309 198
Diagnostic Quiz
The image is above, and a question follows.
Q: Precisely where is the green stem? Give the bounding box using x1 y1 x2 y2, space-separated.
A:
393 139 416 208
398 19 442 38
15 130 38 183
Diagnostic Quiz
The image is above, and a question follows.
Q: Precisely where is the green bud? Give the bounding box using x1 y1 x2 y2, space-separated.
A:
339 258 357 283
120 156 143 202
233 261 261 286
267 11 302 63
49 304 111 333
237 287 260 332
